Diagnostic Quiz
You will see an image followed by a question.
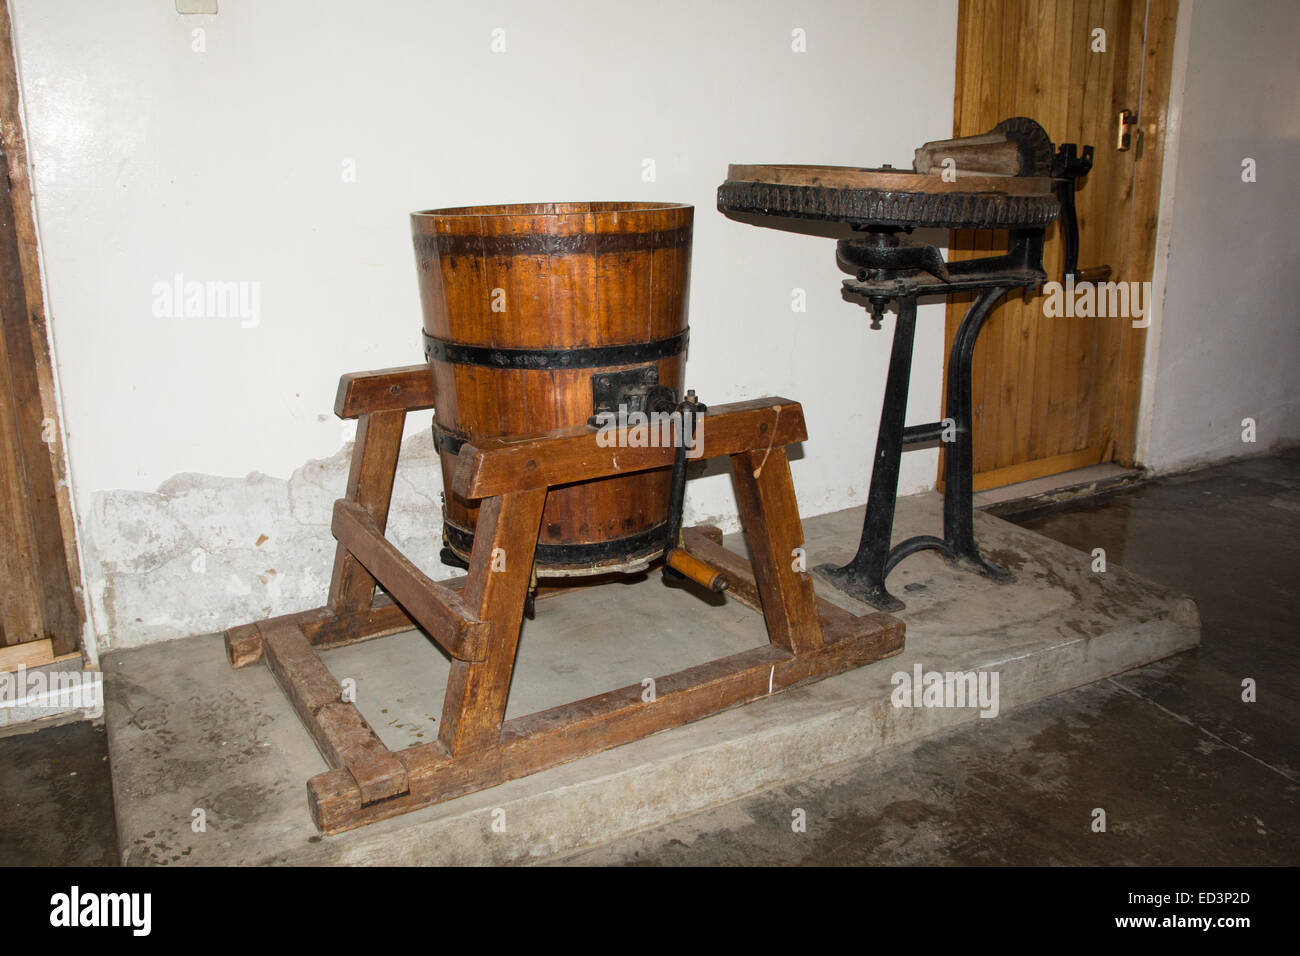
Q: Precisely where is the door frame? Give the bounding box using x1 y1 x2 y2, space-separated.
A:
0 0 84 660
1111 0 1179 465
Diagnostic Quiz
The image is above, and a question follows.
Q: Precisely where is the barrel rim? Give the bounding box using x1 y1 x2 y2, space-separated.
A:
411 201 693 221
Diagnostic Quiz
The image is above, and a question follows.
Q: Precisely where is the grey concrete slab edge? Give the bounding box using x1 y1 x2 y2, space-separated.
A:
102 493 1200 866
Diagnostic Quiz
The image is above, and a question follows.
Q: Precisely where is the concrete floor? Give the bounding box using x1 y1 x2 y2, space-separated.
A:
555 448 1300 865
0 448 1294 866
0 721 117 866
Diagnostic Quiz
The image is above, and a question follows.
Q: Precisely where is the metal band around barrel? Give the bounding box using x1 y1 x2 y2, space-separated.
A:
423 329 688 371
431 418 469 456
413 223 692 260
442 521 669 566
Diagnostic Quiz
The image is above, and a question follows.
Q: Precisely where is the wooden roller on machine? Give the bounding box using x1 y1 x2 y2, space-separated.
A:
716 116 1105 613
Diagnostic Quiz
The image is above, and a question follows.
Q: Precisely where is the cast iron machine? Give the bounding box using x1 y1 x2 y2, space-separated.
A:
718 118 1100 611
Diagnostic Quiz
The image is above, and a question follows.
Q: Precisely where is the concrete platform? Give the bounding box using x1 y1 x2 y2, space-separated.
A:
102 492 1200 865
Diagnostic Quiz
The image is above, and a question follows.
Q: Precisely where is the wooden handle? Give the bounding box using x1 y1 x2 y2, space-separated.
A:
913 138 1022 177
665 548 729 592
1074 265 1113 283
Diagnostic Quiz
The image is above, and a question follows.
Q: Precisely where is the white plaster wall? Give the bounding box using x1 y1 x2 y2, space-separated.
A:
10 0 958 650
1139 0 1300 472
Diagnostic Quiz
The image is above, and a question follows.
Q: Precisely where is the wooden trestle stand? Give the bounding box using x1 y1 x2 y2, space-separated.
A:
224 364 904 835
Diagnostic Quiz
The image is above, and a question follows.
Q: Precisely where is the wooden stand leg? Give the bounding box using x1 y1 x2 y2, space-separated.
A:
329 408 406 617
731 444 823 656
439 488 547 755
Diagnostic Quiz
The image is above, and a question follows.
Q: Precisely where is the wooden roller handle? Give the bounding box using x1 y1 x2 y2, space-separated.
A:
1074 265 1113 283
913 136 1021 177
665 548 729 593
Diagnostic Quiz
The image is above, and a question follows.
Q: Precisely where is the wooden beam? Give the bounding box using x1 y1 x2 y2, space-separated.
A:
225 597 415 669
0 637 80 674
968 445 1106 493
260 621 408 804
455 397 807 500
331 500 487 662
334 365 437 419
225 576 589 668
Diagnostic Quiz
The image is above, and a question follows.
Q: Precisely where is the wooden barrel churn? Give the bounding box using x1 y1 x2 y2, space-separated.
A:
411 201 694 576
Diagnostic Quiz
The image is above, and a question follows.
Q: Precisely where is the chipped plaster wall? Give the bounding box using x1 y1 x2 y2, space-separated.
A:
83 434 446 650
10 0 959 651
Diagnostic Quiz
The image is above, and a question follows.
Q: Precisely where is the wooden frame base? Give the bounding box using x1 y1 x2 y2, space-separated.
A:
225 367 904 835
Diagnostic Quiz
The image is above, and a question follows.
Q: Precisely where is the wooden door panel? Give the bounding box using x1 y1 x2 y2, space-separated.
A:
946 0 1174 490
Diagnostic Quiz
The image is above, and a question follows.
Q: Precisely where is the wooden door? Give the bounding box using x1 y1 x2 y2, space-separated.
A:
945 0 1177 490
0 1 82 661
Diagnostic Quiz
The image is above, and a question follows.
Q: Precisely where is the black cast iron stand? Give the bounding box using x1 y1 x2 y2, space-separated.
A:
816 228 1047 612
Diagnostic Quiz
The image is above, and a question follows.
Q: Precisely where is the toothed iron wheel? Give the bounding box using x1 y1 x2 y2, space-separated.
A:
717 164 1059 230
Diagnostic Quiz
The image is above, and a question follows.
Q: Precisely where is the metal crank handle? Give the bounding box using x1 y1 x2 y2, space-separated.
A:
1051 142 1095 283
661 389 708 584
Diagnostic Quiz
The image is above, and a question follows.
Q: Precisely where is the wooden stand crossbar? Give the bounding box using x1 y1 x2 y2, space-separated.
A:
224 365 904 834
